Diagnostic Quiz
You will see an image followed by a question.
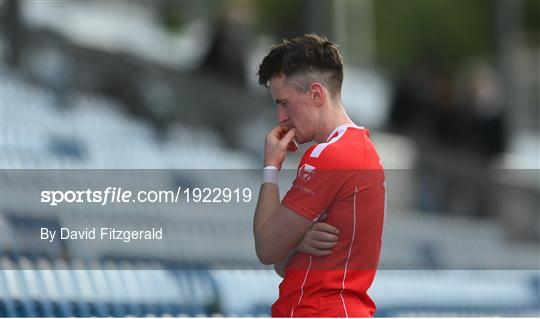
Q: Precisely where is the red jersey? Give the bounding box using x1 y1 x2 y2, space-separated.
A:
272 124 385 317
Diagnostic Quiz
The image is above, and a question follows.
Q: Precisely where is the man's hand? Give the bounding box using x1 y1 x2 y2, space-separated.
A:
273 214 338 277
264 125 297 169
295 214 339 256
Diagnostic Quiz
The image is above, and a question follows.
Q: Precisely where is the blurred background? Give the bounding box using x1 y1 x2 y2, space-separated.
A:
1 0 539 317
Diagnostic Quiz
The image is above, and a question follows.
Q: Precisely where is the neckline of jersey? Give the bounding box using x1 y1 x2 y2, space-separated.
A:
326 124 365 142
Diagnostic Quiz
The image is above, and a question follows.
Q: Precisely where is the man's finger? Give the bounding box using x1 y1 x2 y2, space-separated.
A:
311 241 338 250
313 222 339 235
279 128 296 147
312 231 339 242
268 125 289 141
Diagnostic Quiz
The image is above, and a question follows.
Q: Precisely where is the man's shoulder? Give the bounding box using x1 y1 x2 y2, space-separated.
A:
311 128 370 160
300 138 362 169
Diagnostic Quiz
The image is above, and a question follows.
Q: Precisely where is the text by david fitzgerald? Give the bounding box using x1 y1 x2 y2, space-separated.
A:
41 227 163 243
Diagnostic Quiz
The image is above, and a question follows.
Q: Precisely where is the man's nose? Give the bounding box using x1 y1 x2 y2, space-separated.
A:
277 105 288 124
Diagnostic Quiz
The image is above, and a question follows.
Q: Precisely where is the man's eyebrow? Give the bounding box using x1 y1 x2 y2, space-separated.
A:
274 98 286 104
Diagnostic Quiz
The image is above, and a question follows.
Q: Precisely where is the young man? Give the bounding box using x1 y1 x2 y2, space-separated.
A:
253 34 385 317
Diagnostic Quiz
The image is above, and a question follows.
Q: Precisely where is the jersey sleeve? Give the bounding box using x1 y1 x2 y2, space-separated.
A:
281 147 344 221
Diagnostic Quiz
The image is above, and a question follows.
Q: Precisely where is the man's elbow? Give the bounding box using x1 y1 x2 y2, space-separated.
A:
256 245 285 265
257 253 276 265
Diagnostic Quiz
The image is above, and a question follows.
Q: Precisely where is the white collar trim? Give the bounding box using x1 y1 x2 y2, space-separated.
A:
326 124 364 142
310 124 364 159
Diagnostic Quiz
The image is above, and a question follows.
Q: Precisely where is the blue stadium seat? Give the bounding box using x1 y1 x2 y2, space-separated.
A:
1 257 37 317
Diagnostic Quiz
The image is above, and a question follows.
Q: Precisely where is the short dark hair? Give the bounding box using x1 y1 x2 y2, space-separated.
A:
257 34 344 96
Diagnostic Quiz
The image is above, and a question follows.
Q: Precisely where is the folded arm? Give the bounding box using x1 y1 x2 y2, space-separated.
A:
253 182 313 265
272 217 340 278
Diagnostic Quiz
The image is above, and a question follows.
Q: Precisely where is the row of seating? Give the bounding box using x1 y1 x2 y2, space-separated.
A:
2 70 257 169
210 269 540 316
2 255 539 317
1 257 217 317
370 270 540 311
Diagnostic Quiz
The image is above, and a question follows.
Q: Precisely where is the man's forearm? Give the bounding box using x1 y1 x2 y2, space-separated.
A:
253 182 280 257
253 166 313 265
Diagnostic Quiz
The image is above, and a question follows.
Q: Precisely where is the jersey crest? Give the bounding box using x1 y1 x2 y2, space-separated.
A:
298 163 316 182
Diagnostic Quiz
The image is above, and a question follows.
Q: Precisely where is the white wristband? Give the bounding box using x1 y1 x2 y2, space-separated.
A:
262 165 279 185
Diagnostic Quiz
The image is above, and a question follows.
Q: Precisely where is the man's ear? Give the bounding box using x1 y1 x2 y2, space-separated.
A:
310 83 325 107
